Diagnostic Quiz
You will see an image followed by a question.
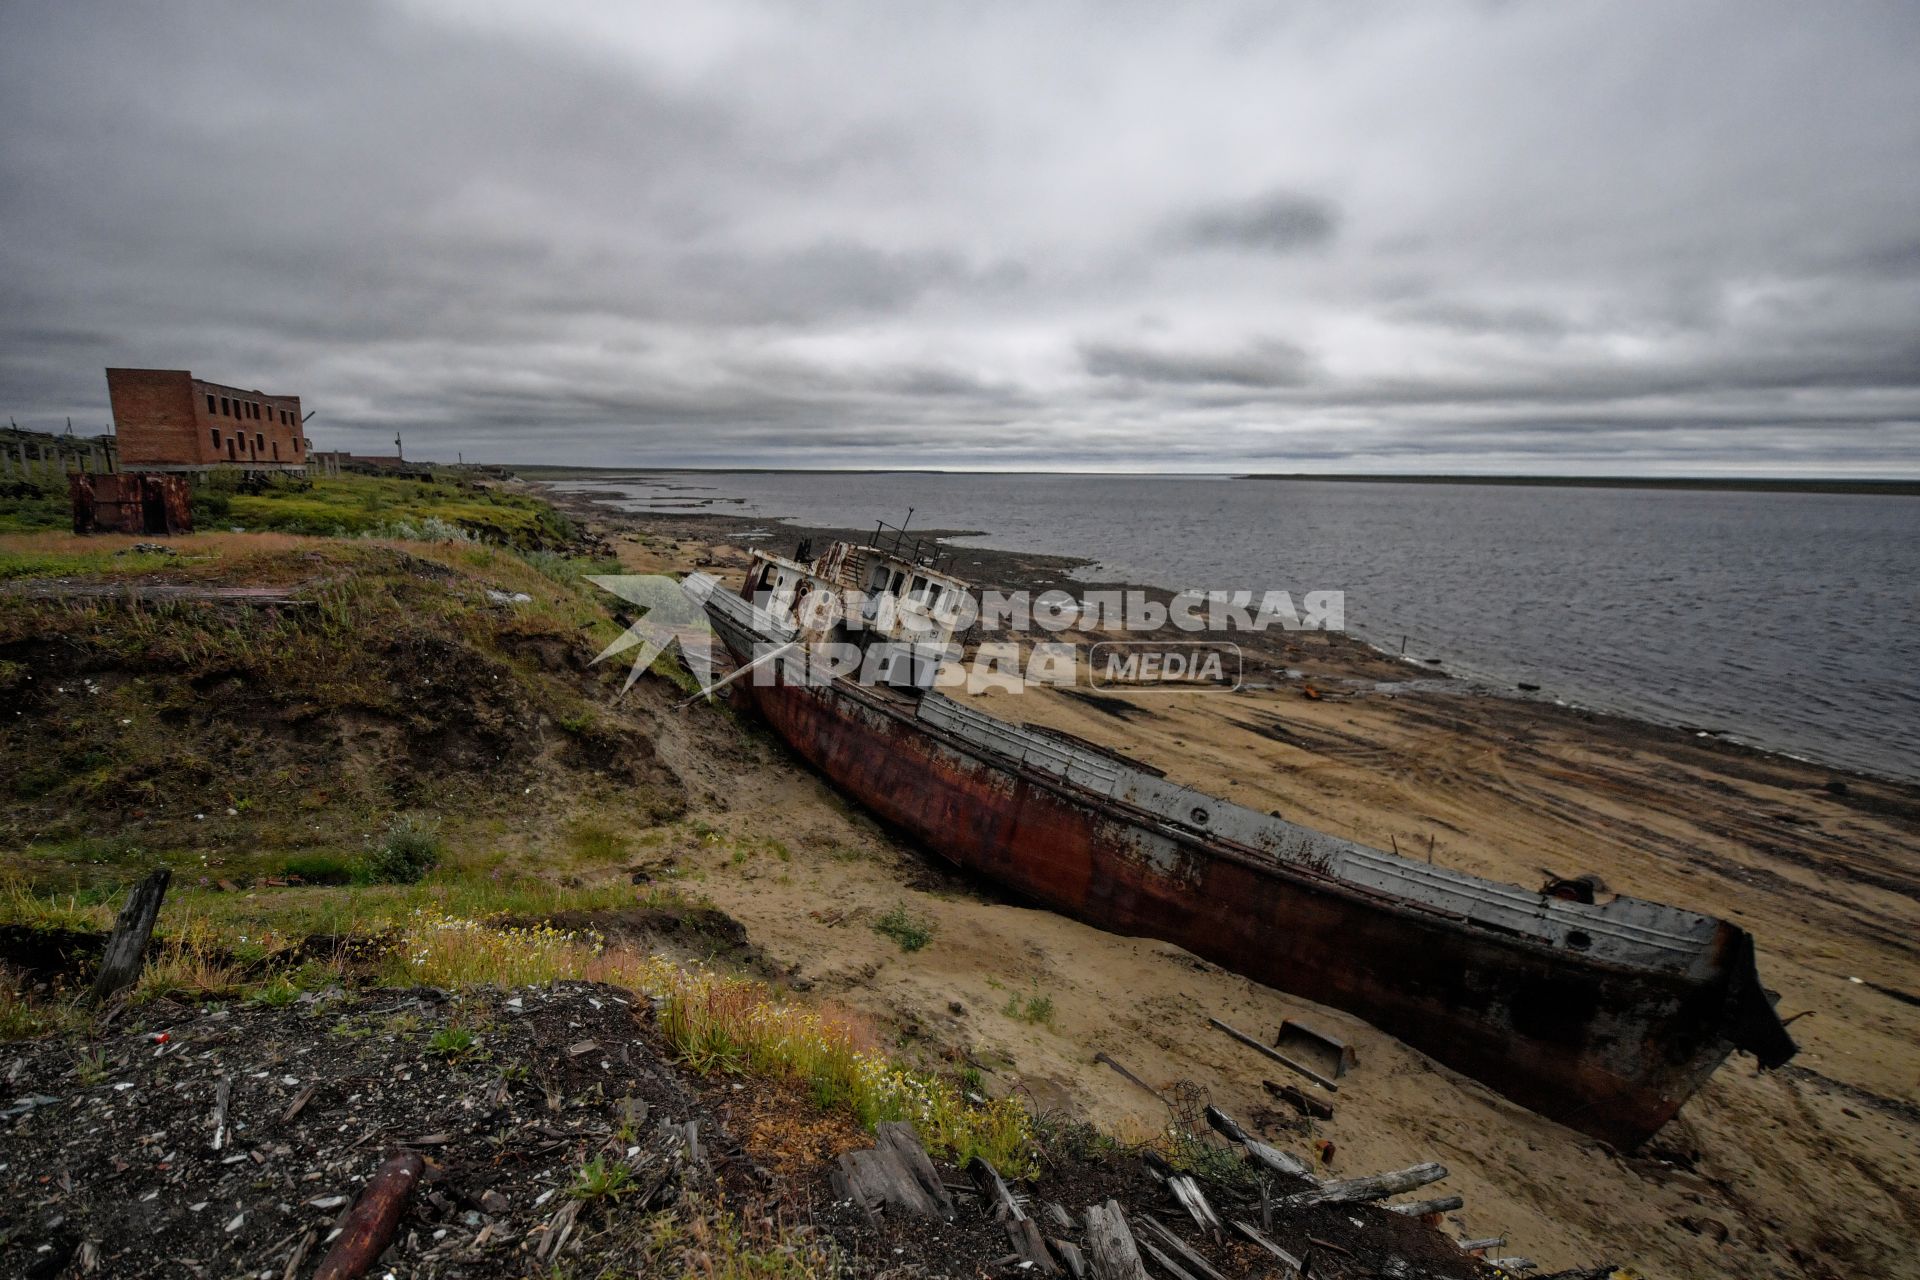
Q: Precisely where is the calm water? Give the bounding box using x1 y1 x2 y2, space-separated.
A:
562 473 1920 782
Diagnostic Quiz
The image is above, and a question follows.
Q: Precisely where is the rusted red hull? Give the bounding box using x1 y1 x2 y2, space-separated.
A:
708 616 1789 1147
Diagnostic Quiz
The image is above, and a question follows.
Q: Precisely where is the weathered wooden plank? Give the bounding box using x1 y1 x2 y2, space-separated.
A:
1085 1200 1152 1280
1384 1194 1464 1218
311 1152 425 1280
1278 1163 1447 1210
1203 1105 1317 1182
1230 1219 1303 1273
90 868 170 1003
1139 1238 1199 1280
1052 1237 1090 1279
1138 1215 1230 1280
1166 1175 1222 1237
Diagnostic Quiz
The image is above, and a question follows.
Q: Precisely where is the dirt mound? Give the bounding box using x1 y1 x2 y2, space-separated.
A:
0 542 683 849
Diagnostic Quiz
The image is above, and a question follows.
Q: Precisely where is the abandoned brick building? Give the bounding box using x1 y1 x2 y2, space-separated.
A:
105 368 310 471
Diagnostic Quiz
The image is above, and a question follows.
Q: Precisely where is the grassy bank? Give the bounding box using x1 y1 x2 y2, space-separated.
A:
0 480 1039 1179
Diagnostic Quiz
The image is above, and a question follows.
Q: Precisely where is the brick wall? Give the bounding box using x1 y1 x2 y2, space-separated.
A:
106 368 202 467
107 368 308 469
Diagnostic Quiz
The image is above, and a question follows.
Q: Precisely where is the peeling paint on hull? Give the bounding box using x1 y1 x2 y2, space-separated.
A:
704 605 1793 1149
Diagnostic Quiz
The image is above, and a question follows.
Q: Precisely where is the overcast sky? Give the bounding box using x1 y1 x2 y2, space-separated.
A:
3 2 1917 473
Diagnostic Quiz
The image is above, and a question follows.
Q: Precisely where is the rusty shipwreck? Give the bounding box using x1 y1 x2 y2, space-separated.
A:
684 528 1797 1148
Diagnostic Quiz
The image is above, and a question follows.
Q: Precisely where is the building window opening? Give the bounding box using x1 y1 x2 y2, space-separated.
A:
209 429 220 448
255 433 264 451
272 441 280 460
220 397 230 416
206 394 216 414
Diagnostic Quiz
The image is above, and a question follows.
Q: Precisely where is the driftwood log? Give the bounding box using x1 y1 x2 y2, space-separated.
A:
1203 1105 1317 1182
89 868 170 1003
1278 1162 1447 1210
311 1151 425 1280
1084 1200 1151 1280
1384 1194 1464 1218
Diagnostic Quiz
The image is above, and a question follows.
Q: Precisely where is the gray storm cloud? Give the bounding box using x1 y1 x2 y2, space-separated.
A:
1 0 1916 474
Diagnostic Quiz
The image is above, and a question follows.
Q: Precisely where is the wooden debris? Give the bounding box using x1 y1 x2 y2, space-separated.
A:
1166 1173 1223 1238
1203 1105 1316 1181
1458 1236 1506 1253
1206 1018 1339 1092
312 1151 426 1280
210 1075 232 1151
1093 1051 1165 1103
280 1228 317 1280
1230 1219 1304 1273
969 1156 1055 1272
536 1198 583 1263
1278 1163 1447 1210
1138 1215 1230 1280
1489 1259 1537 1274
1139 1237 1201 1280
1084 1200 1151 1280
282 1083 317 1122
1264 1079 1334 1120
1384 1194 1464 1218
1051 1238 1090 1278
90 868 170 1003
832 1123 954 1224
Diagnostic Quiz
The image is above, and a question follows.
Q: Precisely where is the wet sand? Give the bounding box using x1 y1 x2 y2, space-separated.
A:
548 486 1920 1279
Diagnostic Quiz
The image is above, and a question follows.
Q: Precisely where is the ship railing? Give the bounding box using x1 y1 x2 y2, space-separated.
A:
868 519 954 572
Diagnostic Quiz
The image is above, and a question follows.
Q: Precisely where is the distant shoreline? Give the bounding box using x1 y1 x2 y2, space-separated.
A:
511 464 1920 495
1238 473 1920 495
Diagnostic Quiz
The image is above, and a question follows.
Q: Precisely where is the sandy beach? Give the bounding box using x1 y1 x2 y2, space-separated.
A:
549 485 1920 1280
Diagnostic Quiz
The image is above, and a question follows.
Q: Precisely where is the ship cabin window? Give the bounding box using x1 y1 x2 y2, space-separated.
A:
887 569 906 595
866 562 892 593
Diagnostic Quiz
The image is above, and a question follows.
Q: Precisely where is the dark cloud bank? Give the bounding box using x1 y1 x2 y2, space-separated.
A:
2 1 1916 474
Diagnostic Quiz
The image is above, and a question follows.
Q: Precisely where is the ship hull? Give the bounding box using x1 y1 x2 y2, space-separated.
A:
705 609 1783 1148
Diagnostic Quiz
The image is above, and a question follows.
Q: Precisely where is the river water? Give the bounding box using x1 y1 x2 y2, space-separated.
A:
560 472 1920 783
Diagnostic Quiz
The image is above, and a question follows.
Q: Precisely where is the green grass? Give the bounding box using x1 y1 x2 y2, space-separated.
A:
0 472 67 533
428 1025 477 1057
873 905 936 953
569 1154 636 1201
1000 987 1055 1026
214 473 579 550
